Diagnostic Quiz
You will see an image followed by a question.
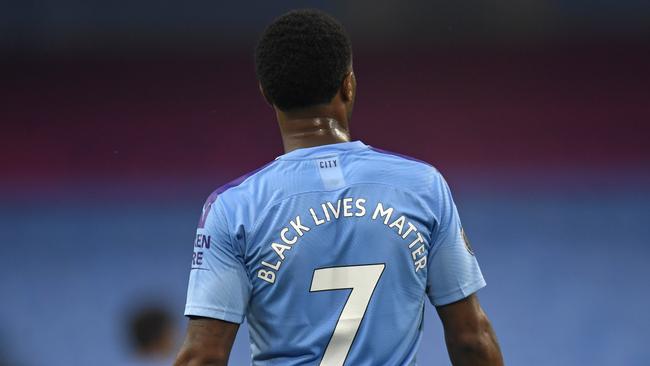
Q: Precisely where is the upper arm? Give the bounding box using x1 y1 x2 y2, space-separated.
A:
185 197 251 323
177 196 249 365
435 294 488 338
428 173 504 365
426 171 486 306
435 295 504 366
174 317 239 366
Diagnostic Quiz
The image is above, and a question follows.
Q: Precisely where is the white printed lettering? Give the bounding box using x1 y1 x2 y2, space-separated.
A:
409 232 425 249
372 203 394 224
272 242 292 260
343 198 354 217
321 203 331 221
261 260 281 271
258 269 276 284
402 222 418 239
355 198 367 217
411 244 426 260
256 197 430 285
289 216 310 236
327 200 342 219
389 215 406 235
414 256 427 272
280 227 298 245
310 207 325 226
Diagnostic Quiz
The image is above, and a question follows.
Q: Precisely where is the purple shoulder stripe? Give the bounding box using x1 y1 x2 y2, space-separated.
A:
368 146 434 168
197 161 276 228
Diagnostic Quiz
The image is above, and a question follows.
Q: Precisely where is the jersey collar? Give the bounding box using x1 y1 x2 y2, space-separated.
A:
276 140 368 160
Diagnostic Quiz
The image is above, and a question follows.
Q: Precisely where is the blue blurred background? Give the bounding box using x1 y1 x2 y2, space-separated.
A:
1 1 649 365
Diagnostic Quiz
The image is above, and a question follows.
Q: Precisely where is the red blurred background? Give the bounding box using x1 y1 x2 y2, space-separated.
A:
3 42 649 195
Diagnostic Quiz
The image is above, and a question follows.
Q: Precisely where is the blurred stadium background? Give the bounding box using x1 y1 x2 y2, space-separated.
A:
1 1 649 365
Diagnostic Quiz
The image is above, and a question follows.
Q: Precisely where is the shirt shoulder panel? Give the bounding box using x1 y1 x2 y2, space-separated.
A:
367 146 436 169
364 146 444 197
197 160 278 228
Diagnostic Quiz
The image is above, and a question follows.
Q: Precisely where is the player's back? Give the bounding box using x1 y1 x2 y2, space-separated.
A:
185 141 485 365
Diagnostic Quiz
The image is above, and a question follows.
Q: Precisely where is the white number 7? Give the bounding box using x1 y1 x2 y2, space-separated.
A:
310 264 385 366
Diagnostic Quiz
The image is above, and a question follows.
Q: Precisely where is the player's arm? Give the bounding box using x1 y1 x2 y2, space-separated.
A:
176 196 251 365
173 317 239 366
436 294 504 366
425 170 504 365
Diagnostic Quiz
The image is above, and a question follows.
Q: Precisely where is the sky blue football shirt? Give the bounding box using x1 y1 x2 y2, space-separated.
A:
185 141 486 365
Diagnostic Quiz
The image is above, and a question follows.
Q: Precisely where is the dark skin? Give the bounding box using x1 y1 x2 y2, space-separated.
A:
174 69 504 366
173 317 238 366
437 294 504 365
271 68 356 153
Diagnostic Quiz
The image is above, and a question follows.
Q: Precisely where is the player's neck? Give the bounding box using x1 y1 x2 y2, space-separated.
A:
277 107 351 153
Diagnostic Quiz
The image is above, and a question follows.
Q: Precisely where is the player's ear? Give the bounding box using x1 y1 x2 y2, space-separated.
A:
258 81 273 106
340 71 356 103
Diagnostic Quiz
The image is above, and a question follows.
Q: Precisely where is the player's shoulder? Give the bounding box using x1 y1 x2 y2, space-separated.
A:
198 160 280 220
363 145 444 182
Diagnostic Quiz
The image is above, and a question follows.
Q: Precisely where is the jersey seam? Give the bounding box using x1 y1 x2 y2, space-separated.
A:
214 160 279 201
215 198 253 290
215 198 237 255
430 278 486 304
367 146 437 170
427 223 458 260
184 305 245 318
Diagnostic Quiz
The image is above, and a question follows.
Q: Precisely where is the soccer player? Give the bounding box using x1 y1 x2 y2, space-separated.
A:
174 9 503 366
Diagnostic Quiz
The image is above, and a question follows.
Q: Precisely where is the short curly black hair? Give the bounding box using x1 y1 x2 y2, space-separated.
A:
255 9 352 111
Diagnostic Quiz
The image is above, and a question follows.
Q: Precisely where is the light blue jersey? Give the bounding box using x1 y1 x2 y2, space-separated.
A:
185 141 486 365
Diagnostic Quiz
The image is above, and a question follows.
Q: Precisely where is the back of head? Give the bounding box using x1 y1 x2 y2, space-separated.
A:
255 9 352 111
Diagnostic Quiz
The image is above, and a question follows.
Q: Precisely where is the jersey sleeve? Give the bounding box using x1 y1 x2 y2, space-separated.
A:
426 172 486 306
184 197 251 323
